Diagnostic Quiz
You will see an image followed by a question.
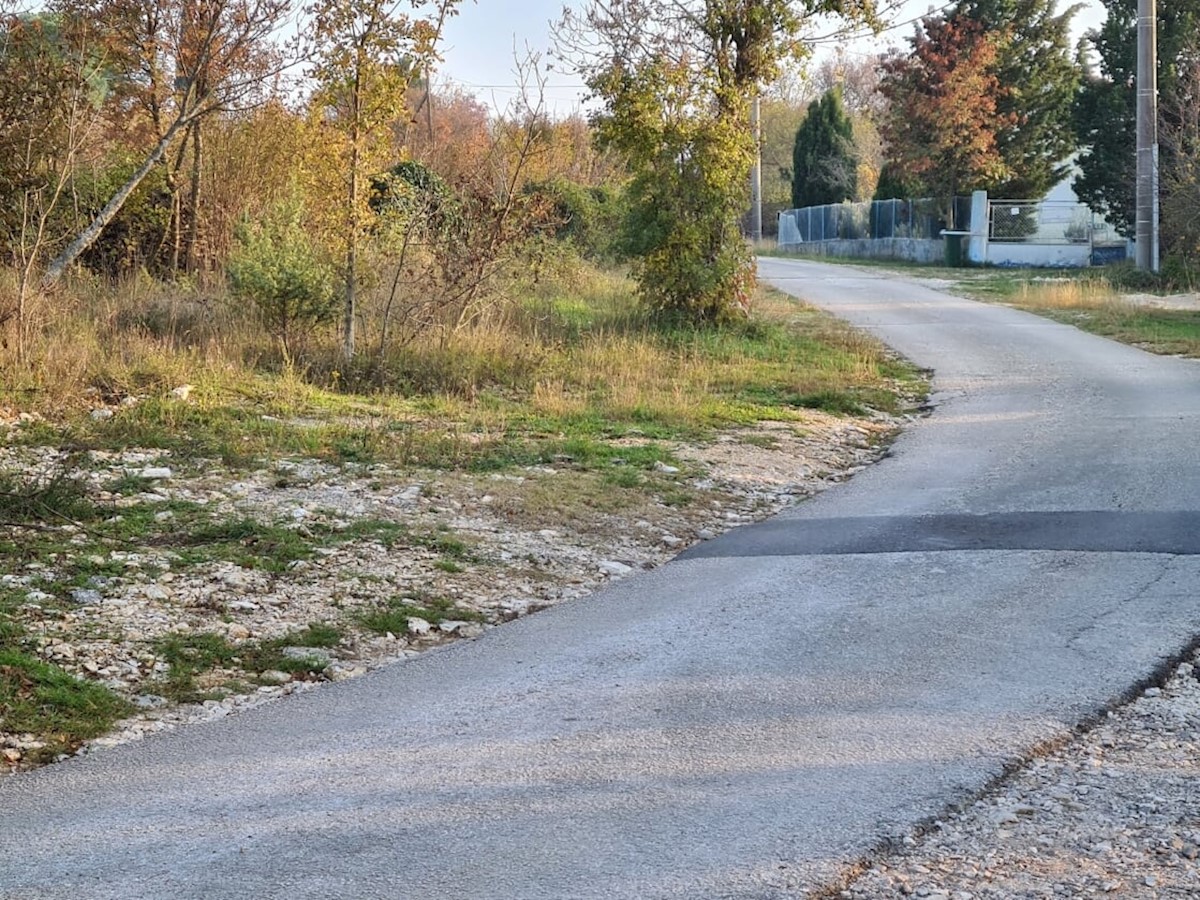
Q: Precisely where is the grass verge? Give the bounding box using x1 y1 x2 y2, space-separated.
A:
0 259 927 765
949 270 1200 358
1 264 926 474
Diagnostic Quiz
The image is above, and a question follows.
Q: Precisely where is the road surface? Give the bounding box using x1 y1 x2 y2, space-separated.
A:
3 257 1200 899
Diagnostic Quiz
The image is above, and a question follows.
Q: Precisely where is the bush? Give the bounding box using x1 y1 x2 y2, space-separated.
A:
369 160 459 240
74 154 173 277
524 178 626 260
227 197 337 357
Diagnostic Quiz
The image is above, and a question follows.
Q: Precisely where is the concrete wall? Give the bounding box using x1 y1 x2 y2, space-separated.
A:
982 242 1093 268
776 237 944 264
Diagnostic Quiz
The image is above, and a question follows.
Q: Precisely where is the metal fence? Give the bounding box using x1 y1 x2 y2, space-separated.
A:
778 197 971 244
988 200 1121 246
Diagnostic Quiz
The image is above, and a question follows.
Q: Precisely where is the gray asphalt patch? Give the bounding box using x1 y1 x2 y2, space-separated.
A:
679 510 1200 559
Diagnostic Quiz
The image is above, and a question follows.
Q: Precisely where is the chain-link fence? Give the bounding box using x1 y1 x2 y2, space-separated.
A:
778 198 968 244
988 200 1119 245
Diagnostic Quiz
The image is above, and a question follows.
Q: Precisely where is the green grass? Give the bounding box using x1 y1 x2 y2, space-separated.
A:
0 472 100 526
0 649 134 764
4 264 926 477
1025 304 1200 356
151 623 344 703
945 269 1200 358
354 592 484 637
163 518 315 573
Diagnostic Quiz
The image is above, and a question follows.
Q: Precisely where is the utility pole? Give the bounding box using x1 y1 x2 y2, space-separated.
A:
750 93 762 243
1135 0 1159 272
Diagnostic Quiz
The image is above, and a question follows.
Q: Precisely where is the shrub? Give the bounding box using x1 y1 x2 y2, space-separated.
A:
227 197 337 358
524 178 626 260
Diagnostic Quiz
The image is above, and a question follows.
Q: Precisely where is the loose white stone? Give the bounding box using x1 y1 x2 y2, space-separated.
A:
597 560 633 576
405 617 432 635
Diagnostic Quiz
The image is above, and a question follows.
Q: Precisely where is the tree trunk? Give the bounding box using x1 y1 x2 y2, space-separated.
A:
41 112 194 288
185 122 204 272
344 143 359 361
342 63 363 362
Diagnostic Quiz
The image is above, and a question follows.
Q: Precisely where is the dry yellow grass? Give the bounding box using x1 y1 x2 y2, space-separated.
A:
0 260 923 468
1016 278 1122 310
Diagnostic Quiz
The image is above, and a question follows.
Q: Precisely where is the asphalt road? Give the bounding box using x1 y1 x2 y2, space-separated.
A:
4 257 1200 899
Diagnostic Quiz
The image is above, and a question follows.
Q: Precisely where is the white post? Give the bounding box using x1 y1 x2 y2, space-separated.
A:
967 190 989 265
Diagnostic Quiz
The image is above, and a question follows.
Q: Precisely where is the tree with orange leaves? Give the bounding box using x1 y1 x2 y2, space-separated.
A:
878 14 1015 227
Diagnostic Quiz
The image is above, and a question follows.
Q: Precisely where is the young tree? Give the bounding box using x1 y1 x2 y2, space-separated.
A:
1159 44 1200 271
560 0 878 323
1074 0 1200 235
306 0 456 360
0 7 105 357
41 0 294 286
791 88 857 208
878 14 1014 226
956 0 1081 199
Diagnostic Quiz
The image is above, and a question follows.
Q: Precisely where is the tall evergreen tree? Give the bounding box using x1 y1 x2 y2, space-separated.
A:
1074 0 1200 236
791 88 858 208
956 0 1082 199
872 160 920 200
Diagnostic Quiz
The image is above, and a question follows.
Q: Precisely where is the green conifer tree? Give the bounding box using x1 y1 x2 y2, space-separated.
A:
957 0 1082 199
791 89 858 209
1074 0 1200 235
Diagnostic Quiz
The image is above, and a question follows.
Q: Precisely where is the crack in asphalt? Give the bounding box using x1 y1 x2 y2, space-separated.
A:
1065 556 1183 655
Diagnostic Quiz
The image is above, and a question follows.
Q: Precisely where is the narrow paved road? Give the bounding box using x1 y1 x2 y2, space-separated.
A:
5 258 1200 899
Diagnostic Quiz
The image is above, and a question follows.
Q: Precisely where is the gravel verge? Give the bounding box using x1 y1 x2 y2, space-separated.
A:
0 409 900 769
6 402 1197 900
833 653 1200 899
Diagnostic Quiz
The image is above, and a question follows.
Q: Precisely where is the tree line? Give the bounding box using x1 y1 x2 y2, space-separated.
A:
1 0 1197 351
786 0 1200 281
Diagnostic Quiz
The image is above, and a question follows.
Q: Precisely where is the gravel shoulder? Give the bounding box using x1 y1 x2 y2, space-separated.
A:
842 652 1200 899
0 410 900 768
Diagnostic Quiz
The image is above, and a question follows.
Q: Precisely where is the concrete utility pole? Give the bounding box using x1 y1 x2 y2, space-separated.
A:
750 93 762 242
1135 0 1159 272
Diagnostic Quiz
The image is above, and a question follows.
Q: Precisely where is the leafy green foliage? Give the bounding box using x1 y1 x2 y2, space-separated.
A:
369 159 459 239
1074 0 1200 236
0 649 133 762
525 178 626 260
1159 50 1200 274
956 0 1081 199
227 197 338 356
594 57 757 322
791 89 858 208
576 0 879 322
872 161 922 201
74 154 173 277
0 10 106 264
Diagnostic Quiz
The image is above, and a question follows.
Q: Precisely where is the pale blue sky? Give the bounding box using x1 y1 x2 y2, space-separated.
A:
438 0 1108 113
